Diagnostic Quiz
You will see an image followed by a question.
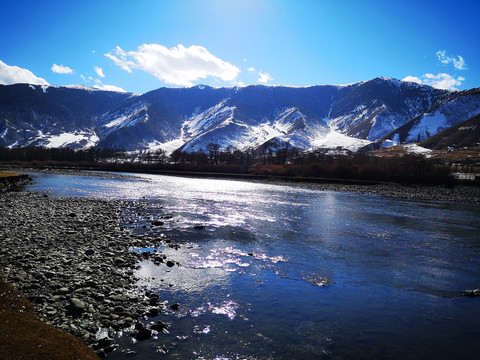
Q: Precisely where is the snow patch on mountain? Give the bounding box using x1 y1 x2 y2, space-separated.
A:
146 138 185 154
182 100 236 139
42 131 99 148
101 102 149 131
104 115 133 129
329 104 369 132
406 112 446 143
242 122 286 148
404 144 432 156
311 130 371 151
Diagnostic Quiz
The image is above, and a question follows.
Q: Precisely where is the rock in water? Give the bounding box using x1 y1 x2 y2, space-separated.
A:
151 320 168 331
135 327 152 341
463 288 480 297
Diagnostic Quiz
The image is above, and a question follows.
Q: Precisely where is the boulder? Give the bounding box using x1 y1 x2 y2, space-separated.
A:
68 298 86 315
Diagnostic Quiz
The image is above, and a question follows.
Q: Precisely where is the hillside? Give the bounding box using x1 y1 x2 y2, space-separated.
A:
419 113 480 150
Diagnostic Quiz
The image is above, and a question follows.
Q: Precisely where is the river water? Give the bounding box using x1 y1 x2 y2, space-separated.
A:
27 172 480 359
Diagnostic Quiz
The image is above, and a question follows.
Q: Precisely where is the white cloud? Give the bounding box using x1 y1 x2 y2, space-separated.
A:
403 73 465 90
105 46 133 72
248 66 256 72
402 75 422 85
257 71 273 84
51 63 74 74
0 60 50 85
422 73 464 90
93 84 126 92
94 66 105 78
105 44 241 87
436 50 466 70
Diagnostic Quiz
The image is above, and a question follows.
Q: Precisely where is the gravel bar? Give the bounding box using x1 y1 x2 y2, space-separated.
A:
0 191 178 357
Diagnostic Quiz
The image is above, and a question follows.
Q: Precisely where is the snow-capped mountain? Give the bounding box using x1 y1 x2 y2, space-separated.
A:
328 78 450 141
0 78 478 154
0 84 132 149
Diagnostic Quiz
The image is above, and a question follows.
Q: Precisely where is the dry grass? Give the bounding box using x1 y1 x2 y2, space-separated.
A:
0 171 20 178
429 146 480 163
0 274 99 360
372 145 480 164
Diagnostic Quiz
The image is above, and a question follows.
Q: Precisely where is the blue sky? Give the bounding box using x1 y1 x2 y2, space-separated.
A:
0 0 478 94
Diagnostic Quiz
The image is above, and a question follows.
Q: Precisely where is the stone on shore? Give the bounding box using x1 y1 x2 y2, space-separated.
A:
68 298 86 315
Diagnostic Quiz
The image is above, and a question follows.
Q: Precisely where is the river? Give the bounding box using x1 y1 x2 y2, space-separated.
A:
27 172 480 359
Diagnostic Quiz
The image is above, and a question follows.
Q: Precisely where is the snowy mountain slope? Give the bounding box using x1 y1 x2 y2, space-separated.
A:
419 112 480 150
405 88 480 143
180 105 327 152
95 84 337 152
371 87 480 149
0 84 132 149
96 85 233 150
328 77 450 141
1 78 476 154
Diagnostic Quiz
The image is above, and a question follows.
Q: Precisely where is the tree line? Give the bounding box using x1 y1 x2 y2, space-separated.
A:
0 143 459 185
0 146 124 163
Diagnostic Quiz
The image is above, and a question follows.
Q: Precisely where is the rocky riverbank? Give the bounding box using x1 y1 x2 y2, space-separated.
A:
0 191 180 357
277 181 480 204
0 171 31 192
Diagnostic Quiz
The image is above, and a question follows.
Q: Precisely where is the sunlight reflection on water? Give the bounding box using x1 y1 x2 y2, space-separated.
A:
26 172 480 360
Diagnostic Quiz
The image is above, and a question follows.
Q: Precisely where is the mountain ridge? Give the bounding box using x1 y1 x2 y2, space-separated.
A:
1 78 478 154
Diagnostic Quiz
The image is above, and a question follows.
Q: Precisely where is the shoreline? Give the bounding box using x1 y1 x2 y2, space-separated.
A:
8 166 480 204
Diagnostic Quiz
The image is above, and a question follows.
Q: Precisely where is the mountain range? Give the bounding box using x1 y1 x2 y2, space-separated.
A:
0 77 479 154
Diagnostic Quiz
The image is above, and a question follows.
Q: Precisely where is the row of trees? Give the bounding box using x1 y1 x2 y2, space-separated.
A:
0 143 456 185
0 146 125 163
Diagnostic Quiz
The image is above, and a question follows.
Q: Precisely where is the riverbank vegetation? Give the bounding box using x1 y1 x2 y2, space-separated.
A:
0 144 477 186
